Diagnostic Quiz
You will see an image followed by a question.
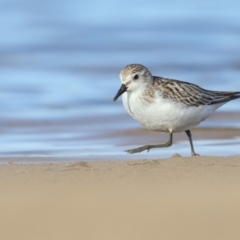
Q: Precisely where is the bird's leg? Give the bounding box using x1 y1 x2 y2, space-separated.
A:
185 130 199 156
125 133 173 154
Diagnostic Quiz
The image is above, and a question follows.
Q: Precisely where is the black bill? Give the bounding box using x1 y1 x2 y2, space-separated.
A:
113 84 127 101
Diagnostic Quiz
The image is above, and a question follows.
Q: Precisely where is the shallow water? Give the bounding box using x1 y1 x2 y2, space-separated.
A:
1 0 240 161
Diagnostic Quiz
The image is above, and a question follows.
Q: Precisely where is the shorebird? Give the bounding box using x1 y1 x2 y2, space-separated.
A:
113 63 240 156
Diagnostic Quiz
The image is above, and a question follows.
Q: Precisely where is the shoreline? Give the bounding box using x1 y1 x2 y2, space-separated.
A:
1 110 240 158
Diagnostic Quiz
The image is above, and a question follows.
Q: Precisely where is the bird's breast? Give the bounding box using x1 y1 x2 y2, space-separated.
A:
122 91 171 131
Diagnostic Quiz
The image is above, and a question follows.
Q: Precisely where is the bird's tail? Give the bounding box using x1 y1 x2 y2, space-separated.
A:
209 91 240 105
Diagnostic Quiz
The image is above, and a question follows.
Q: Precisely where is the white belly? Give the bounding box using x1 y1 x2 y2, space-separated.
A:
122 91 223 133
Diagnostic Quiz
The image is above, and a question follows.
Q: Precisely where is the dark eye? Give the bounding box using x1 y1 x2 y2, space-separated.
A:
133 74 139 80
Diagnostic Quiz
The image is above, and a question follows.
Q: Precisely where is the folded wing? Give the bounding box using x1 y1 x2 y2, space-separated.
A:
153 76 240 107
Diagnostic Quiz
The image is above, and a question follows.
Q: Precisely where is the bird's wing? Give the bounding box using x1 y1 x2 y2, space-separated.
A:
153 76 240 107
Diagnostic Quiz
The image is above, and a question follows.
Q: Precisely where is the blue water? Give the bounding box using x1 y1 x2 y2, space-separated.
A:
1 0 240 161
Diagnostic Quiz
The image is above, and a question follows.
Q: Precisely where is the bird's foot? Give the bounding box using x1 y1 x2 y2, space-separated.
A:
125 145 152 154
192 152 200 156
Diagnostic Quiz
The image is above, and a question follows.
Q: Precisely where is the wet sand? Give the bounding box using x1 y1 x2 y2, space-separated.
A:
1 156 240 240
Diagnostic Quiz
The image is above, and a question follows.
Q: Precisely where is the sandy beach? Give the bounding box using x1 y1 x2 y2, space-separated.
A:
1 156 240 240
